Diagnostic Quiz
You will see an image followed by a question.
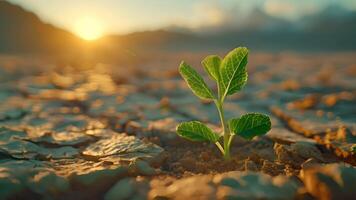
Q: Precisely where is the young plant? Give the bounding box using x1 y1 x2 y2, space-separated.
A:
176 47 271 160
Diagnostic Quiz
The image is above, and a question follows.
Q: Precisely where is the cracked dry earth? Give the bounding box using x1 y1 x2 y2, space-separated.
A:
0 52 355 200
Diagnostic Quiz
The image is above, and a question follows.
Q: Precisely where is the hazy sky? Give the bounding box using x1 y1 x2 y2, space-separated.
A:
8 0 356 39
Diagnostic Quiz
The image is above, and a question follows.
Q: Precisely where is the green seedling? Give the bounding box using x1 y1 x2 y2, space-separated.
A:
176 47 271 160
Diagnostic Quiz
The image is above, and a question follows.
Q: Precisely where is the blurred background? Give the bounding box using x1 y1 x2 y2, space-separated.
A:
1 0 356 69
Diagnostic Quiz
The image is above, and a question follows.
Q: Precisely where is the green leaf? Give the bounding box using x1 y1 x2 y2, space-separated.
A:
220 47 248 98
202 55 221 81
179 61 215 100
176 121 220 142
229 113 271 140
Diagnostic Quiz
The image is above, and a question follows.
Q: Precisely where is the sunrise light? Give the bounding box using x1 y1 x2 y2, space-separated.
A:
73 17 104 41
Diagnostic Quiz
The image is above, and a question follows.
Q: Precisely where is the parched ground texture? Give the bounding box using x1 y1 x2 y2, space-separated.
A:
0 52 355 200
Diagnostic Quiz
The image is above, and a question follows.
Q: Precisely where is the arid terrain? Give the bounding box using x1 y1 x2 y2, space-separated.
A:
0 51 355 199
1 0 356 199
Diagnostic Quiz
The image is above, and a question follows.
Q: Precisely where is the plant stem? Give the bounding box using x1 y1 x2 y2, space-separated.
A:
215 142 225 155
227 134 234 148
215 100 231 160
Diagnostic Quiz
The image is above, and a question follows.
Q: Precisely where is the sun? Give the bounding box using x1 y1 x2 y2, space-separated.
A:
73 17 104 41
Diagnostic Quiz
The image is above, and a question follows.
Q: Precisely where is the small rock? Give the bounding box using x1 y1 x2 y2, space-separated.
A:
71 166 129 186
132 160 156 176
261 160 284 176
28 171 69 196
290 142 323 161
274 143 304 167
149 175 215 199
82 133 164 164
301 158 321 170
255 147 276 161
4 108 27 120
104 178 136 200
274 142 323 168
287 94 319 110
0 127 79 160
244 159 258 171
0 160 53 199
320 126 356 163
267 128 316 144
284 164 299 177
147 118 177 134
214 171 300 200
125 121 144 135
301 163 356 200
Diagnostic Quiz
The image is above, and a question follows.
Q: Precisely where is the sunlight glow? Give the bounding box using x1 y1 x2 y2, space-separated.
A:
73 17 104 41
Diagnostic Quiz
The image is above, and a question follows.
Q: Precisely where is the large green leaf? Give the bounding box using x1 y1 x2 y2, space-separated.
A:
176 121 220 142
179 61 215 100
220 47 248 99
202 55 221 81
229 113 271 140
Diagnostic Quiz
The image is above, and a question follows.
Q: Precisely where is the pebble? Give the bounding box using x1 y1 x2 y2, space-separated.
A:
301 164 356 200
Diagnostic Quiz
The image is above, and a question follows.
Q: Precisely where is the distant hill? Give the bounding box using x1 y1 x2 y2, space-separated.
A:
0 1 86 55
164 6 356 52
98 30 203 52
105 5 356 52
1 0 356 58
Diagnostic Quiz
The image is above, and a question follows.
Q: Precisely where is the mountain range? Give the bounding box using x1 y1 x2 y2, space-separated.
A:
1 0 355 58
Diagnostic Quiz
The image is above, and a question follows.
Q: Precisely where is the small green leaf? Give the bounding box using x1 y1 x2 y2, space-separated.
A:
229 113 271 140
220 47 248 99
176 121 220 142
202 55 221 81
179 61 215 100
351 144 356 153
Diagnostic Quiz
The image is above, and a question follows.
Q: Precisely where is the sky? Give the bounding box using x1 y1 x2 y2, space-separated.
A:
8 0 356 40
